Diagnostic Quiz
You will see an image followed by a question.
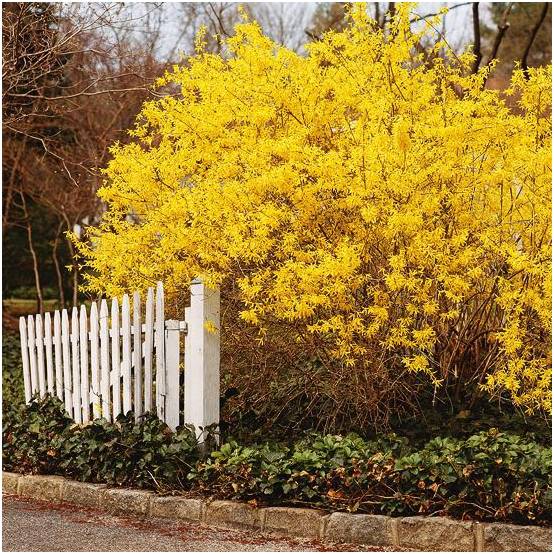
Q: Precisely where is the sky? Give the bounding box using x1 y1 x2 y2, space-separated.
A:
112 2 491 59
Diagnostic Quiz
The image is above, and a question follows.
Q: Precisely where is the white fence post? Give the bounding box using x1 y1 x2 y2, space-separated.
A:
35 314 46 396
143 287 154 413
27 315 38 396
184 278 220 441
110 298 121 419
44 313 54 395
90 302 101 419
79 305 89 423
121 294 132 415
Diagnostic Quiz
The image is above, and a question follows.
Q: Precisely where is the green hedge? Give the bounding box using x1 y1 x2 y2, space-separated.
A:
3 397 200 487
2 330 25 408
3 396 551 525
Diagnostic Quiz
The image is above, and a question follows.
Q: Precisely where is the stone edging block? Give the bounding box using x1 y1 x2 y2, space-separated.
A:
483 522 553 552
204 499 263 530
61 480 106 509
398 515 475 551
261 506 329 538
2 472 552 551
325 512 395 546
150 495 203 521
18 474 65 502
103 487 153 516
2 472 20 495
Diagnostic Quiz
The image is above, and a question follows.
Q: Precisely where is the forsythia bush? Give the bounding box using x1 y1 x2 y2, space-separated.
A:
77 4 552 427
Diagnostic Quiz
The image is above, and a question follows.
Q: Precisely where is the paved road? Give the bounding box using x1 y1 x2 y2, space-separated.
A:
2 494 388 552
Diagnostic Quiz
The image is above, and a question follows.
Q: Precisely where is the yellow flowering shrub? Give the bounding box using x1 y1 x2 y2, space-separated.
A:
77 4 552 427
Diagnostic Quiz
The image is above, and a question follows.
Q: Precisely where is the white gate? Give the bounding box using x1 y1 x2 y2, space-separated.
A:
18 279 220 436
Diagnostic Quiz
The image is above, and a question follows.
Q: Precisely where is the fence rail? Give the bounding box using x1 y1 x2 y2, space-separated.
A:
19 280 220 436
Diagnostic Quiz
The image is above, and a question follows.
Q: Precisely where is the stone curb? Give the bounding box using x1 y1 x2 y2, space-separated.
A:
3 472 552 552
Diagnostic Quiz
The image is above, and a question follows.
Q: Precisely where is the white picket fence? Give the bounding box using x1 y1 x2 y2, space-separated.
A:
19 279 220 436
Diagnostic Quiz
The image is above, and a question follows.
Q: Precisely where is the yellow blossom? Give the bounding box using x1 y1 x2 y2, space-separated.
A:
76 3 552 415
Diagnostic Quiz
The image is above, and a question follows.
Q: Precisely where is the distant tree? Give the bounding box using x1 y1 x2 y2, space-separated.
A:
483 2 551 82
306 2 350 39
246 3 314 53
2 3 67 133
2 2 167 309
175 2 313 55
2 3 65 232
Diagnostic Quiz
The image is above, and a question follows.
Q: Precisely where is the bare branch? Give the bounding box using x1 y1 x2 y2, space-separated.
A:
481 2 512 87
522 2 549 78
410 2 473 24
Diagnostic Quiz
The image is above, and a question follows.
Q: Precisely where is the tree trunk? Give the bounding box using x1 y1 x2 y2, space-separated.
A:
20 193 43 314
472 3 482 74
73 264 78 307
3 136 27 234
52 220 66 308
65 234 78 307
481 4 512 89
61 214 80 307
522 3 549 79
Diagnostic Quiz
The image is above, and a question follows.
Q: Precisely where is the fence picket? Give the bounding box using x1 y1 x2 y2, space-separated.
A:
165 320 180 430
80 306 90 423
27 315 38 396
61 309 72 414
143 287 154 413
19 317 32 402
35 314 46 396
121 294 132 415
111 298 121 419
71 307 81 424
100 300 111 421
90 302 101 419
184 306 190 425
44 313 54 395
155 282 165 421
53 311 63 401
133 291 143 420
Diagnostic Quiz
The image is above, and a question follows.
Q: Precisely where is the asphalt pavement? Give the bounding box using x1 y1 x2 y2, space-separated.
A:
2 494 389 552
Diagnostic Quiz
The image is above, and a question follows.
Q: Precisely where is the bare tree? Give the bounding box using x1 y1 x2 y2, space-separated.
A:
2 2 169 305
306 2 348 40
174 2 239 55
249 3 314 53
481 2 551 86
